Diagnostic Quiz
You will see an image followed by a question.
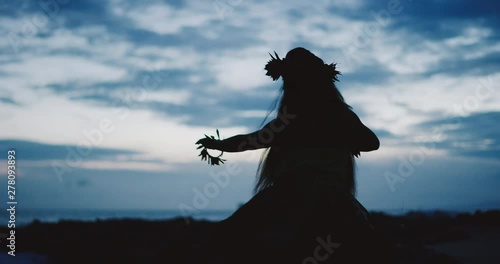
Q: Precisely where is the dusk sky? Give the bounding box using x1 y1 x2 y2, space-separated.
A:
0 0 499 214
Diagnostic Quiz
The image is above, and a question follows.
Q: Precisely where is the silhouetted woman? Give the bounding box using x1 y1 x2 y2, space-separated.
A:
196 47 392 263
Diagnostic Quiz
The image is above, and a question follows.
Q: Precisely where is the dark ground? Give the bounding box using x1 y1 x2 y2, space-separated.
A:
1 210 499 264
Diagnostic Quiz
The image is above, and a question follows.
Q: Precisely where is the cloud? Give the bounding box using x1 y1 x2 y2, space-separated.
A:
0 139 138 161
4 55 128 87
353 0 500 40
2 0 497 135
208 48 271 90
0 139 176 177
0 97 18 105
415 111 500 160
121 2 214 35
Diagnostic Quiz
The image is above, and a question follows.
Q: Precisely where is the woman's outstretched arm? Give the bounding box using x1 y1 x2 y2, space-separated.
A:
196 118 288 152
216 118 287 152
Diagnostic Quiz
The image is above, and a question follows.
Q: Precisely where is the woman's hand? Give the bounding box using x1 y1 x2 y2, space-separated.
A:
195 136 226 165
195 137 221 150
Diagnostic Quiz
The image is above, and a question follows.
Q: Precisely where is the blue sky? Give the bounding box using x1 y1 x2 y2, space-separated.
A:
0 0 499 213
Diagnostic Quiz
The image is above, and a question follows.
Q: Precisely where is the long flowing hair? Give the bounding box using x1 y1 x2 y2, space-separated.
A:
254 47 356 195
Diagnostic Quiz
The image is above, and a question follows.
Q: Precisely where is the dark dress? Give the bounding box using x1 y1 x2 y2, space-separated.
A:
200 105 395 263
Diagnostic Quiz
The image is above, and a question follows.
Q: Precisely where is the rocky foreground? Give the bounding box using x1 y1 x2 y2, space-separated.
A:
1 210 499 263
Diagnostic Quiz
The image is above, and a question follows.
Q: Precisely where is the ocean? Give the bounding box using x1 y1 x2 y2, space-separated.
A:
1 207 462 227
1 208 235 227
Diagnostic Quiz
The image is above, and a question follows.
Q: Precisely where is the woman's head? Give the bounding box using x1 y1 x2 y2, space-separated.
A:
283 47 330 82
263 47 347 115
265 47 340 86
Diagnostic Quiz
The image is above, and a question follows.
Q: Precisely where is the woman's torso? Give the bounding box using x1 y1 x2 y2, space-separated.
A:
268 105 356 194
268 146 354 195
272 103 353 148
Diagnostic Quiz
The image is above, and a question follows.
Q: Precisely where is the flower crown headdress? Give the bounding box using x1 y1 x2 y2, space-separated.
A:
264 51 285 81
264 51 341 82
